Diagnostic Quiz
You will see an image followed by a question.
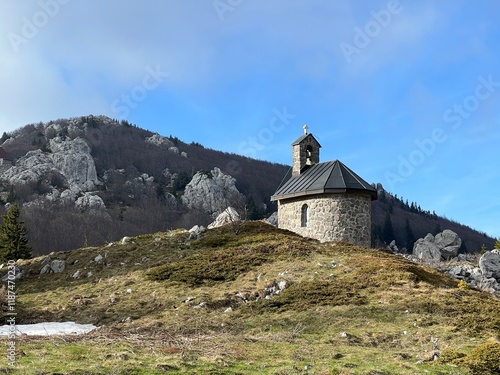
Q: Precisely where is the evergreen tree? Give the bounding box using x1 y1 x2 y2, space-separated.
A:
495 238 500 250
404 218 415 251
432 223 442 235
382 213 394 245
0 204 32 262
244 195 261 220
458 241 467 255
1 132 10 144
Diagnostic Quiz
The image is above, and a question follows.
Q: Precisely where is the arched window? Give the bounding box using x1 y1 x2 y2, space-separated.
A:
301 204 309 227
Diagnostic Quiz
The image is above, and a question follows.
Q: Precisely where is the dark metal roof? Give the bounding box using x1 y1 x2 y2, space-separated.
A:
0 147 7 159
271 160 377 201
292 133 322 147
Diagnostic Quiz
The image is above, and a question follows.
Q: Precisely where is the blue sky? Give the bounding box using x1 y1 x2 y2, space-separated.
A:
0 1 499 239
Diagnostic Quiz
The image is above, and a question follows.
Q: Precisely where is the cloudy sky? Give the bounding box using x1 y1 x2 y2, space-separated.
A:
1 1 499 239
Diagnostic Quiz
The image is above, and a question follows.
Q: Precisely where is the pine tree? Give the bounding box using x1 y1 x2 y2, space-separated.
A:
404 218 415 251
0 204 32 262
382 212 394 245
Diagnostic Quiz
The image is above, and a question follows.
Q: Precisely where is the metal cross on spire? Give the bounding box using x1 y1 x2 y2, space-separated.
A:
303 124 309 134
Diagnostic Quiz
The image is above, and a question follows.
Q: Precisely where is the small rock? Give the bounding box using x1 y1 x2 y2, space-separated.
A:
40 264 51 275
41 256 51 266
121 236 132 245
50 260 65 274
193 302 206 309
277 280 287 291
72 270 81 279
188 225 206 240
94 254 104 263
126 288 132 294
87 271 93 278
224 307 233 313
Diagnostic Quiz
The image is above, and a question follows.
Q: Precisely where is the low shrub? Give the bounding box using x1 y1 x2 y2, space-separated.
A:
460 342 500 375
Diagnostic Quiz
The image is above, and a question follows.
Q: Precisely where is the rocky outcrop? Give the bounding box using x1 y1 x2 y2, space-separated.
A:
403 246 500 295
1 137 103 209
413 230 461 261
145 134 174 147
48 137 98 191
413 234 442 261
182 168 243 216
208 207 240 229
75 193 106 210
1 137 99 192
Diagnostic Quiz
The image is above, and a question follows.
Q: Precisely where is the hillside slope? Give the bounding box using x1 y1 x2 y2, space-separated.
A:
2 222 499 374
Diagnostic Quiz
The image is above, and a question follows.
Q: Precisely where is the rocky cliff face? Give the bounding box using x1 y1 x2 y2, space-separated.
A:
181 167 243 216
1 137 100 207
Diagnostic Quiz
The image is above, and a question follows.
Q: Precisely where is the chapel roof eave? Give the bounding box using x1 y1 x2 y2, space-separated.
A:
271 160 378 201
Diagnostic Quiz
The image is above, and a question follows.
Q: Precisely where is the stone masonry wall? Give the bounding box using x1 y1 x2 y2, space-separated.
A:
277 193 372 247
292 136 320 176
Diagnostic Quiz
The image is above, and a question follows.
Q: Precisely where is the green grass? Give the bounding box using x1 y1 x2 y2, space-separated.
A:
1 221 499 374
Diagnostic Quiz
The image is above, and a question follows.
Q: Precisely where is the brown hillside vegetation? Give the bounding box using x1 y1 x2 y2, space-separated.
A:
1 221 499 374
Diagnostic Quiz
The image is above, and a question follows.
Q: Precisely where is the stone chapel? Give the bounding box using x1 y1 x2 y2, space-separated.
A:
271 125 377 247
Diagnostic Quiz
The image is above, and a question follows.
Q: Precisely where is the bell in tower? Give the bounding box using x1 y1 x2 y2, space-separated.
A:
292 125 321 176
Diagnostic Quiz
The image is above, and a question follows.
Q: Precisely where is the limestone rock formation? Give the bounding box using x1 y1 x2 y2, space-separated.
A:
413 234 442 261
413 230 461 261
182 167 243 216
145 134 174 147
434 229 462 260
208 207 240 229
75 193 106 210
265 212 278 226
1 137 99 192
48 137 98 191
479 250 500 280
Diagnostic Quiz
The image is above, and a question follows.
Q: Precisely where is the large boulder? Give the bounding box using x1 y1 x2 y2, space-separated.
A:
412 230 462 261
413 237 441 261
434 229 462 260
479 250 500 280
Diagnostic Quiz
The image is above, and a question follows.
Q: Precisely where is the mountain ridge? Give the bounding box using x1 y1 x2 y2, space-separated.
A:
0 115 496 255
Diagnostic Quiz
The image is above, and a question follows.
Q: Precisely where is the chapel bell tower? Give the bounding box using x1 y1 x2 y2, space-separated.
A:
292 125 322 176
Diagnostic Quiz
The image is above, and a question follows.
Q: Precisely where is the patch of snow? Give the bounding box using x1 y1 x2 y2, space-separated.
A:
0 322 97 336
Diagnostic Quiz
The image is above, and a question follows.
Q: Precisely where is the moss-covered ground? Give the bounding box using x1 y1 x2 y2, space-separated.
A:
1 222 499 374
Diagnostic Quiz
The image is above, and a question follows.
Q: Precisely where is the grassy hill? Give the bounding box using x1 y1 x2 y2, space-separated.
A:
1 222 499 374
